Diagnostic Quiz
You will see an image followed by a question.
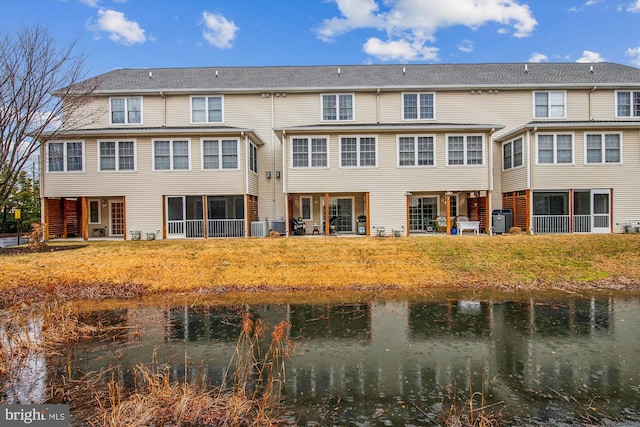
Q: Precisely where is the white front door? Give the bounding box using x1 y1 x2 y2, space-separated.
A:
591 190 610 234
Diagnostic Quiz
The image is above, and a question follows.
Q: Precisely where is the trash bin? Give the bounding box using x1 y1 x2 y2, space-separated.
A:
357 215 367 235
491 209 513 234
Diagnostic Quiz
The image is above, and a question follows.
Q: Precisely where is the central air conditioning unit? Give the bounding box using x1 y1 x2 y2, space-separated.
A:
250 221 269 237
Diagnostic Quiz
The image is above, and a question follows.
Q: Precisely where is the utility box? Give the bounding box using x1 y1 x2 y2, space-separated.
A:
250 221 269 237
357 215 367 235
271 220 285 235
492 209 513 234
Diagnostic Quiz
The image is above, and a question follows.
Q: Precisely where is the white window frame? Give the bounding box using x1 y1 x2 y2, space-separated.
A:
502 137 524 171
584 132 623 165
445 134 484 166
249 142 258 174
339 135 378 168
300 196 312 221
533 90 566 119
535 133 575 165
97 139 137 172
46 140 85 173
88 199 101 224
152 139 192 171
109 97 142 125
290 136 330 169
190 95 224 123
401 92 436 120
397 135 436 167
615 90 640 118
321 93 355 122
200 138 240 171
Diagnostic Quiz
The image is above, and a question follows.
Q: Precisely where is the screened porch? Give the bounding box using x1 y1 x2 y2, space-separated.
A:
532 190 611 234
166 195 248 239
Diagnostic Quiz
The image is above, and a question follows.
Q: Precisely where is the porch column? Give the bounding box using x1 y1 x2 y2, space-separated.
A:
325 193 330 236
162 195 167 240
244 195 249 238
62 198 67 239
445 194 451 235
405 194 410 237
365 192 370 236
525 190 531 235
81 197 88 241
44 198 50 241
569 189 574 234
122 196 127 241
203 195 208 239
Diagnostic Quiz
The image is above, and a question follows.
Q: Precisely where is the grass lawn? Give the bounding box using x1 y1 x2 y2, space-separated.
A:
1 234 640 306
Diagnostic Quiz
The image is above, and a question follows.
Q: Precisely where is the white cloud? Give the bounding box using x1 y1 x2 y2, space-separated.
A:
80 0 100 7
363 37 439 61
576 50 605 63
628 0 640 12
317 0 537 62
88 9 146 46
529 52 548 63
201 11 238 49
457 39 474 53
626 47 640 66
585 0 604 6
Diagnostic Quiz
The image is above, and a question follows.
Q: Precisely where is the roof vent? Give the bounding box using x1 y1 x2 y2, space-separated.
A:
403 66 406 76
524 64 528 73
215 70 219 78
590 65 594 73
148 71 152 79
338 67 341 77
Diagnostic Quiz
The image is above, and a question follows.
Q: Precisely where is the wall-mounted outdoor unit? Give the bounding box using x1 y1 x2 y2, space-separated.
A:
250 221 269 237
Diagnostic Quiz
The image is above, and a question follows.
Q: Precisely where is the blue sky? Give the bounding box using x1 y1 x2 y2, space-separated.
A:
1 0 639 77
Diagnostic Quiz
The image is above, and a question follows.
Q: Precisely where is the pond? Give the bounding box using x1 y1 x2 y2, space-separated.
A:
2 292 640 426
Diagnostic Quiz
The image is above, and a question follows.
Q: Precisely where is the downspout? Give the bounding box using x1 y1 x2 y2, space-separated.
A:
271 93 276 222
528 127 537 235
488 128 496 235
282 130 288 237
243 131 248 196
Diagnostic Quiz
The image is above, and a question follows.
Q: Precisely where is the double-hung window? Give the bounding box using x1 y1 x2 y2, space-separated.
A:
201 139 238 170
291 137 328 168
110 97 142 124
322 94 353 121
47 141 84 172
153 140 190 170
402 93 435 120
447 135 483 166
503 138 523 170
585 133 622 164
340 136 376 167
398 136 435 167
534 91 565 118
536 134 573 164
191 96 223 123
249 143 258 173
99 140 135 171
616 91 640 117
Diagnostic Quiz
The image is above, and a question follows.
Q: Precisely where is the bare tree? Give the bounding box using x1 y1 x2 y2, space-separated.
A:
0 25 99 211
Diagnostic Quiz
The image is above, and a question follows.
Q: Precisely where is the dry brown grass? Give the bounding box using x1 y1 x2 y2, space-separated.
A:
1 235 640 307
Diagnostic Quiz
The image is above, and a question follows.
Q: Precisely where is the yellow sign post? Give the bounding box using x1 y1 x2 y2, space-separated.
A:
14 209 21 219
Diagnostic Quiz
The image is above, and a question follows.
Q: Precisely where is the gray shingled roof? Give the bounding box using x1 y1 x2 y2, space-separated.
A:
86 63 640 94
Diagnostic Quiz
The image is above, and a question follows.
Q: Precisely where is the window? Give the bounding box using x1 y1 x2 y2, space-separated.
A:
534 91 565 118
110 97 141 124
153 140 190 170
89 200 101 224
585 133 621 164
449 195 458 218
447 135 483 166
322 94 353 121
191 96 223 123
249 143 258 173
99 141 135 171
403 93 435 120
537 134 573 164
291 137 328 168
616 91 640 117
201 139 238 170
503 138 523 170
47 141 84 172
300 197 312 221
340 136 377 167
398 136 435 167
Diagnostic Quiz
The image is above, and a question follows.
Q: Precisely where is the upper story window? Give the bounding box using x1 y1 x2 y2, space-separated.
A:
447 135 483 166
201 139 238 170
99 140 136 171
340 136 376 167
616 91 640 117
534 91 565 118
536 134 573 164
191 96 223 123
153 139 190 170
110 97 142 124
47 141 84 172
503 137 523 170
398 136 435 167
322 94 353 121
402 93 435 120
291 137 328 168
585 133 622 164
249 143 258 173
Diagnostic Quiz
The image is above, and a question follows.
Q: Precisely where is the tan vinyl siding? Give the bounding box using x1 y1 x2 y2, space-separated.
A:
500 133 529 193
590 89 618 120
